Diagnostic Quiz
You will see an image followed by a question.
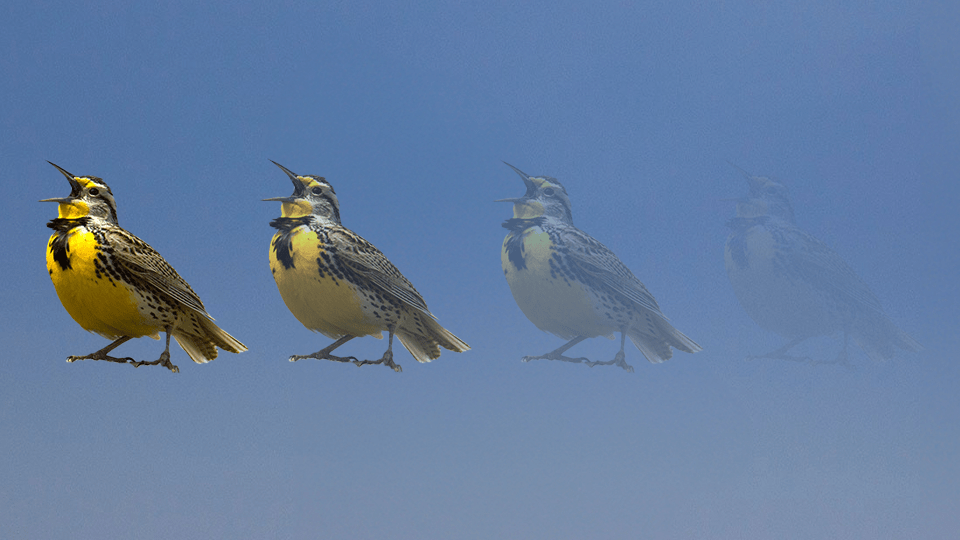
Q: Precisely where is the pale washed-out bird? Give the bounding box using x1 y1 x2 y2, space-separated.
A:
498 163 701 372
725 170 922 363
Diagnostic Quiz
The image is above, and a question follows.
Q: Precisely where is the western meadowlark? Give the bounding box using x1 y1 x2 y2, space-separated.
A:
498 163 702 372
41 162 247 373
265 161 469 372
724 170 922 363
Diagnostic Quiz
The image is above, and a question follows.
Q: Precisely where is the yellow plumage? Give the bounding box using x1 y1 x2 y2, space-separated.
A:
42 162 247 372
265 161 469 372
501 230 611 339
47 229 160 340
498 163 701 371
269 227 382 339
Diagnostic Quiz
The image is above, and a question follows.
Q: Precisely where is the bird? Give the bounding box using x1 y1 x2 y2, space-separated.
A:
265 161 469 372
41 162 247 373
497 163 701 372
724 169 922 363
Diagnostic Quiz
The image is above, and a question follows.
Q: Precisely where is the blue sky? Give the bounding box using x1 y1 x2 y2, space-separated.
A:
2 1 958 538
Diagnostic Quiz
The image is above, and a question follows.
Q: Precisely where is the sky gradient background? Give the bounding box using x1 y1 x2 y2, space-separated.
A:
2 1 958 538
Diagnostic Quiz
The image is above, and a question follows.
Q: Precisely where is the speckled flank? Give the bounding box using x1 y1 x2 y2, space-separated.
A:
44 174 247 365
500 170 700 364
267 173 469 364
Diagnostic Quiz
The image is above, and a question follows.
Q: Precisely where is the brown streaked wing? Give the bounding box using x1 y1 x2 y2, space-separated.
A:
560 228 667 318
329 228 435 317
103 227 211 318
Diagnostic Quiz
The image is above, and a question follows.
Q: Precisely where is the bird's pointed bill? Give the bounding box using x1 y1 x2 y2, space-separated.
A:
42 161 83 201
268 160 307 199
498 162 538 202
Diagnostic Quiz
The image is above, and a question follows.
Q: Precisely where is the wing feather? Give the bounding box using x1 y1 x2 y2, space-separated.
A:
103 228 211 318
779 226 885 316
330 229 434 317
559 229 666 318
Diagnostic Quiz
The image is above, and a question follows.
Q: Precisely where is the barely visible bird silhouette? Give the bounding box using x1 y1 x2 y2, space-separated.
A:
499 163 701 372
724 170 921 363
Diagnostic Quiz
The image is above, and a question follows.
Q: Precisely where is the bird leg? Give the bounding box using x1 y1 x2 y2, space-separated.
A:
290 335 359 364
127 328 180 373
583 331 635 372
746 336 812 363
812 332 852 367
67 336 135 365
354 328 403 372
521 336 594 365
66 330 179 373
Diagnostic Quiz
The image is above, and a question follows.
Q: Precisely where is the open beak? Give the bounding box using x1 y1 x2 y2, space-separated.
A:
264 160 305 202
496 161 537 202
40 161 83 203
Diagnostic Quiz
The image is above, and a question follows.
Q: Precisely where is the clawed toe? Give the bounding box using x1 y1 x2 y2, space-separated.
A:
352 353 402 372
289 352 358 363
292 349 401 372
583 354 634 372
66 353 178 372
524 353 629 369
129 353 179 373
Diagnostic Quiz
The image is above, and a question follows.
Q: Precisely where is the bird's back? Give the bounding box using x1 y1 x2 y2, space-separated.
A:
504 221 700 362
726 217 920 360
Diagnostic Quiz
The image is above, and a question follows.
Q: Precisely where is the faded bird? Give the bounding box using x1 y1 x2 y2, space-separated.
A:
724 171 921 363
498 163 701 372
266 161 469 372
42 162 247 372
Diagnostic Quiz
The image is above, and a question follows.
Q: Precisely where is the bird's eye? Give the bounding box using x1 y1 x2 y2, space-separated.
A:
543 188 555 196
311 187 322 195
89 188 100 196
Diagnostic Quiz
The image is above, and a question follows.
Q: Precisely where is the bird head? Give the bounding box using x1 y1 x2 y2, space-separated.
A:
732 170 795 224
264 161 342 224
496 162 574 225
40 162 119 223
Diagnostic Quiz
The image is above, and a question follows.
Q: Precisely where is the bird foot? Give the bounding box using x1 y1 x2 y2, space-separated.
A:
809 352 854 369
67 351 179 373
289 352 360 365
583 352 635 372
521 353 592 365
291 350 402 372
129 352 180 373
353 351 402 372
820 342 854 368
747 352 853 369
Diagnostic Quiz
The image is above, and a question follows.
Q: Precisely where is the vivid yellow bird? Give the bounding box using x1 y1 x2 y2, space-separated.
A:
42 162 247 372
265 161 469 372
499 163 701 372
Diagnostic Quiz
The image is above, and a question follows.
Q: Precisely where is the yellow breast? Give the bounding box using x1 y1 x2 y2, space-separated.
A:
502 229 614 339
47 229 161 340
270 228 383 339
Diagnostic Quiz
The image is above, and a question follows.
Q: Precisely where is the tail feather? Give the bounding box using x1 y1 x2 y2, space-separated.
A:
396 312 469 363
628 317 702 364
174 332 217 364
173 312 248 364
852 315 922 362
